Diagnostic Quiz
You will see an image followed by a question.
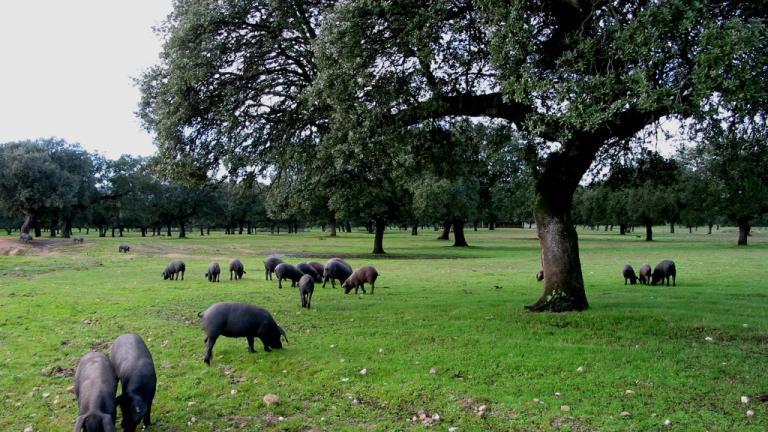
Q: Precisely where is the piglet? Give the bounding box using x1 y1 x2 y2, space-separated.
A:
622 264 638 285
299 274 315 309
342 266 379 295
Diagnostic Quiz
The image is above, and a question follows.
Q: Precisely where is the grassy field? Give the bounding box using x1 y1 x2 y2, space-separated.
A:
0 226 766 431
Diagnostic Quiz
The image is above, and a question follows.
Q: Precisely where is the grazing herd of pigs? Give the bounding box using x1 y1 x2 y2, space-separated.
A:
67 242 676 431
71 249 379 431
622 260 677 286
535 259 678 287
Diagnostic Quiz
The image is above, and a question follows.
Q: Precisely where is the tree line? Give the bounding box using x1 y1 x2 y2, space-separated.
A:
0 130 534 240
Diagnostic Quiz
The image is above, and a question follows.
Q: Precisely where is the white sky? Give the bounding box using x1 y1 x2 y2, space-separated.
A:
0 1 173 159
0 1 683 163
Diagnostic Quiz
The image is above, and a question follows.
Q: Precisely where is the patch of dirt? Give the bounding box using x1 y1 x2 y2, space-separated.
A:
222 415 259 429
0 237 85 257
550 416 595 432
91 339 112 351
41 365 76 378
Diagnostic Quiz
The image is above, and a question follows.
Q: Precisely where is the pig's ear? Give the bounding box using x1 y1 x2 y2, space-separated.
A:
279 326 288 343
72 415 85 432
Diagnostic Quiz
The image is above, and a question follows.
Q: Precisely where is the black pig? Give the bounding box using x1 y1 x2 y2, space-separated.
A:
651 260 676 286
110 334 156 432
199 302 287 365
72 351 117 432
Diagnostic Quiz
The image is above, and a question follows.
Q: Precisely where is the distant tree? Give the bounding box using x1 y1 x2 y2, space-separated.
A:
0 139 95 237
695 117 768 245
412 176 479 247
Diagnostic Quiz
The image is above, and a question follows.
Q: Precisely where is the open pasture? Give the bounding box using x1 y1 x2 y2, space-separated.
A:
0 228 766 431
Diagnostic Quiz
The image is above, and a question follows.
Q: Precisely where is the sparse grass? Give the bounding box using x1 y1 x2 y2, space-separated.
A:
0 226 766 431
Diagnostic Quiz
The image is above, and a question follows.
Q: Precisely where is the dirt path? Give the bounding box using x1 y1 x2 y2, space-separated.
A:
0 237 69 256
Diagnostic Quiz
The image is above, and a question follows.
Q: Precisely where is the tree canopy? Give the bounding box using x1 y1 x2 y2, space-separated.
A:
138 0 768 311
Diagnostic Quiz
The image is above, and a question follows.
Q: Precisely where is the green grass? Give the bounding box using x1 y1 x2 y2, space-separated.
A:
0 226 766 431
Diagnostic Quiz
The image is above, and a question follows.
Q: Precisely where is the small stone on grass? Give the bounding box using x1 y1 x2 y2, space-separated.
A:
262 393 280 406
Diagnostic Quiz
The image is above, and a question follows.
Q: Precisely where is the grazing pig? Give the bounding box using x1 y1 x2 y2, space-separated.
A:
342 266 379 295
622 264 638 285
73 236 85 244
118 245 130 253
205 262 221 282
73 351 118 432
274 263 303 288
308 261 324 278
110 334 156 432
19 232 33 243
264 256 284 280
651 260 676 286
322 258 353 288
638 264 651 285
299 274 315 309
229 259 246 280
198 302 287 365
536 269 544 282
161 260 185 280
297 262 322 283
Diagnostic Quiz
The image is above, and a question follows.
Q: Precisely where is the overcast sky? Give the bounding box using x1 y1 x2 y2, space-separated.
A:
0 1 173 159
0 2 682 162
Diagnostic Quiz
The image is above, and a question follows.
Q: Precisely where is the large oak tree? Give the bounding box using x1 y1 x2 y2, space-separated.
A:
140 0 766 311
313 0 766 311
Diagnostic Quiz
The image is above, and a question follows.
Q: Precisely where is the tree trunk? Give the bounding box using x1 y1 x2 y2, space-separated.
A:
239 223 244 235
669 222 675 234
167 224 172 237
111 227 116 237
61 218 72 238
527 194 588 312
345 221 352 233
708 223 713 235
372 218 386 254
20 213 32 235
330 220 337 237
119 227 124 237
411 223 418 236
473 221 478 231
645 222 653 241
141 227 147 237
50 219 58 237
452 220 468 247
619 223 627 235
688 226 693 234
200 226 204 236
179 221 186 238
437 221 451 240
247 222 253 234
489 221 495 230
737 219 750 246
